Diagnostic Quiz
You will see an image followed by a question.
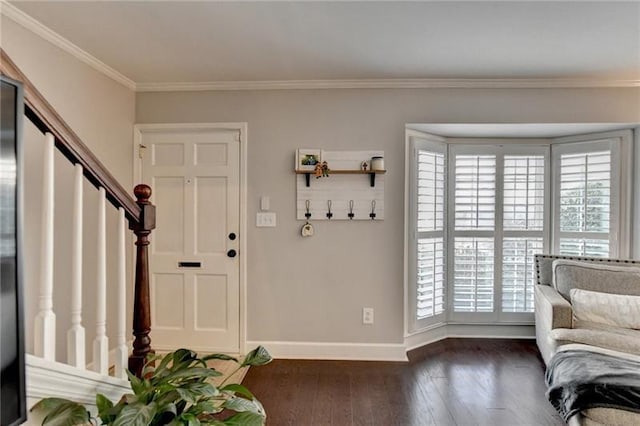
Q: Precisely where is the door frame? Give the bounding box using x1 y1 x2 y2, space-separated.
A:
133 122 248 355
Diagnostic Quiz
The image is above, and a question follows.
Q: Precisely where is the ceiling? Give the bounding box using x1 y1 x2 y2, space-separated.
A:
5 1 640 86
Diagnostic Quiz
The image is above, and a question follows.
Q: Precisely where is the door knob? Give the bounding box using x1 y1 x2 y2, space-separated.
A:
227 249 237 258
229 232 237 240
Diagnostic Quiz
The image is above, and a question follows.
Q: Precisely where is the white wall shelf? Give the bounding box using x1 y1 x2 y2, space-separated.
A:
295 150 385 221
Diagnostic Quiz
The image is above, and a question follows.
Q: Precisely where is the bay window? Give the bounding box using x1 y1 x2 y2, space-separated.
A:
407 130 631 334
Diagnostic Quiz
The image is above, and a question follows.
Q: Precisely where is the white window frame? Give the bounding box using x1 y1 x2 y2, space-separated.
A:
551 131 633 259
406 130 447 333
447 144 550 324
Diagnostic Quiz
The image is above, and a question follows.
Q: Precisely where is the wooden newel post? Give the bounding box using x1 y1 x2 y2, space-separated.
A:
128 184 156 378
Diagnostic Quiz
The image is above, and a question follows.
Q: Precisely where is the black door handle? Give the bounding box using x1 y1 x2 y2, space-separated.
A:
227 249 237 258
229 232 237 240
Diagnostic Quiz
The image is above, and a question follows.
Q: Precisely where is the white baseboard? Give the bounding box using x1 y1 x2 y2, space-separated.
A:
405 324 535 352
26 354 130 414
246 340 408 362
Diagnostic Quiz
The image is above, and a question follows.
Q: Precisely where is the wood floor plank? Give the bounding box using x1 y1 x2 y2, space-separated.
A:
243 339 564 426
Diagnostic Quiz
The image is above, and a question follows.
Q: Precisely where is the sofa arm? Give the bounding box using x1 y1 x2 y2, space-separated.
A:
535 284 572 329
535 284 573 364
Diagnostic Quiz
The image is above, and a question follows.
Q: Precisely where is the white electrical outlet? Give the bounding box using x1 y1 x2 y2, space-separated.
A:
362 307 374 325
256 212 276 227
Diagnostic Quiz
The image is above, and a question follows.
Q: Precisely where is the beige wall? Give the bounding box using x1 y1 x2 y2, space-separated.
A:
1 17 136 360
136 87 640 345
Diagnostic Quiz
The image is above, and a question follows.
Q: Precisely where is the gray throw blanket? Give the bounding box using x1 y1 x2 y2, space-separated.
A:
545 349 640 421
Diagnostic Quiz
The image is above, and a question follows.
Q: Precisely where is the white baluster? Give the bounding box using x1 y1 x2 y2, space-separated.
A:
34 133 56 360
93 187 109 374
67 163 85 368
114 207 128 379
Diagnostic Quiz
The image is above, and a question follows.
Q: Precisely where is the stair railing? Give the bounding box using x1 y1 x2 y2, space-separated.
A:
1 48 154 378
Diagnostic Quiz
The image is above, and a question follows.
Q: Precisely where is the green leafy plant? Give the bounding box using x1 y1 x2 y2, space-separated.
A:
31 346 272 426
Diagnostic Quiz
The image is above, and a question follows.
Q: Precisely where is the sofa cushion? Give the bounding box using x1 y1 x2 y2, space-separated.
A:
571 288 640 330
551 327 640 355
552 260 640 301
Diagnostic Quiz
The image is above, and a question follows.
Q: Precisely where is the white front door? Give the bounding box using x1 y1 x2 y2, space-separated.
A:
140 126 241 353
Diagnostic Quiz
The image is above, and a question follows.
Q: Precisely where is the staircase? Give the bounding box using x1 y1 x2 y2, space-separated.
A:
1 49 155 418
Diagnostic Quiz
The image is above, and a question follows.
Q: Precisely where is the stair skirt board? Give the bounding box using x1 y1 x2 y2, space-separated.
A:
25 354 130 422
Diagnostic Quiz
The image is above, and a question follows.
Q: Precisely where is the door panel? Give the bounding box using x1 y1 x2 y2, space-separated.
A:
141 128 240 352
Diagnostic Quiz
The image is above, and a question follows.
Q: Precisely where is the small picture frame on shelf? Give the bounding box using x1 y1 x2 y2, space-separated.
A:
296 149 321 171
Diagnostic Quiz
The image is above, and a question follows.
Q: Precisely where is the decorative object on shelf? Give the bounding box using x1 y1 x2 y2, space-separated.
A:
371 156 384 171
296 148 321 171
348 200 355 220
369 200 377 220
326 200 333 219
314 162 323 178
322 161 330 177
361 160 369 171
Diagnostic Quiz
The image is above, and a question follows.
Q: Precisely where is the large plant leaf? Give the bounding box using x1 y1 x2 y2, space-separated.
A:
187 399 223 416
163 367 222 382
42 401 90 426
113 402 157 426
96 393 115 424
187 382 219 398
171 349 197 370
240 347 272 367
201 353 238 363
175 387 198 405
221 411 265 426
154 402 178 425
180 413 201 426
219 384 254 400
127 369 146 396
30 398 72 414
222 397 264 415
153 352 175 378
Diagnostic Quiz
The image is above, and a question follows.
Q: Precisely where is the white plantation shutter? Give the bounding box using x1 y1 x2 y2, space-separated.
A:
450 147 548 319
501 155 546 313
503 156 545 231
452 153 496 313
558 151 610 257
417 238 444 318
454 155 496 231
409 133 446 331
552 133 627 258
453 237 494 312
502 238 542 313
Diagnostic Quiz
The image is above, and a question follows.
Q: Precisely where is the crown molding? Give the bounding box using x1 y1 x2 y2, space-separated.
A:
2 1 638 93
136 78 640 92
0 1 136 91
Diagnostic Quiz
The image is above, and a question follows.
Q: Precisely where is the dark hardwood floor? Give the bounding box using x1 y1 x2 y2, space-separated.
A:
242 339 564 426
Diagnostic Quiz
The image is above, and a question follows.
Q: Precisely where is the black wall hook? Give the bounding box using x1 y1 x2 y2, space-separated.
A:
369 200 377 220
326 200 333 219
348 200 355 219
305 200 312 219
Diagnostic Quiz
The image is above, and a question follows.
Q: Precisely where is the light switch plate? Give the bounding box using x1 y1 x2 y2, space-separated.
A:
256 212 277 227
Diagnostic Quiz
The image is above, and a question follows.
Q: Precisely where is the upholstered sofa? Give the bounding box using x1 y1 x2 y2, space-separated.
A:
534 254 640 425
